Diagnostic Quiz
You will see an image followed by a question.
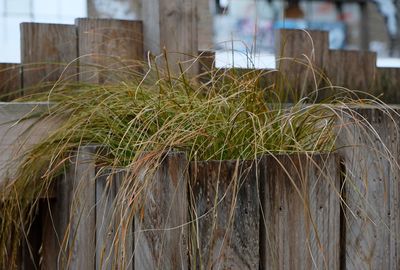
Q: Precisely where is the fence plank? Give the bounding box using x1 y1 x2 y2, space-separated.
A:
336 107 400 270
76 18 143 84
260 154 340 270
276 29 329 100
142 0 198 75
20 23 77 93
0 63 21 100
63 146 99 269
134 152 189 269
375 67 400 103
190 160 259 269
327 50 376 93
96 168 134 270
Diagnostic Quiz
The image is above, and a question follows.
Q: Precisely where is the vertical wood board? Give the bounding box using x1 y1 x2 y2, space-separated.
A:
190 159 259 270
0 63 21 100
20 23 78 92
260 154 340 270
336 107 400 270
134 152 189 270
76 18 143 84
96 168 134 270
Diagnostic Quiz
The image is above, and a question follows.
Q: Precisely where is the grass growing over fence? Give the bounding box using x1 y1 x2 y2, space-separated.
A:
0 54 397 268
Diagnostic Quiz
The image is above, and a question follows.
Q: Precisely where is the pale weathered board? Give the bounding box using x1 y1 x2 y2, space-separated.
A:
260 154 340 270
0 63 21 100
190 159 259 270
336 106 400 270
276 29 329 100
0 102 60 188
327 50 377 93
76 18 143 84
142 0 198 75
64 146 99 269
96 168 134 270
20 23 78 93
134 152 189 270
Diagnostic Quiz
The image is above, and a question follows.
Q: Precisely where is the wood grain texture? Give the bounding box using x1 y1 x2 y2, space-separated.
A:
142 0 198 75
375 67 400 103
260 154 340 270
327 50 376 93
0 63 21 100
190 160 259 270
0 103 61 189
134 152 189 270
20 23 77 93
336 107 400 270
96 168 134 270
76 18 143 84
276 29 329 100
64 146 99 270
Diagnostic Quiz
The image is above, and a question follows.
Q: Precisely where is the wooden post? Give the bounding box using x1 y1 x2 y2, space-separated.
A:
276 29 329 100
260 154 340 270
0 63 21 100
64 146 100 269
134 152 189 270
189 160 259 269
375 67 400 103
141 0 198 75
96 168 134 270
20 23 78 94
76 18 143 84
327 50 376 93
336 106 400 270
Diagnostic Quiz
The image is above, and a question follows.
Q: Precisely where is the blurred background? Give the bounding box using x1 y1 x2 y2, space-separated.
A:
0 0 399 67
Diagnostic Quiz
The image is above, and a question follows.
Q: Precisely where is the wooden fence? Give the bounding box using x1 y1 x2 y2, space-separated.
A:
0 6 400 270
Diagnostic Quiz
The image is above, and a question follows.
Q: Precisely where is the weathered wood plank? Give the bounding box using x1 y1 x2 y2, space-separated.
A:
76 18 143 84
0 63 21 100
260 154 340 270
142 0 198 75
375 67 400 103
336 107 400 270
327 50 376 93
0 102 60 189
64 146 99 269
20 23 77 94
134 152 188 270
190 159 259 269
96 168 133 270
276 29 329 100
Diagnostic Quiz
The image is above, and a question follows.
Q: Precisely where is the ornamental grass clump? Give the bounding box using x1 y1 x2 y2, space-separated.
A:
0 56 383 268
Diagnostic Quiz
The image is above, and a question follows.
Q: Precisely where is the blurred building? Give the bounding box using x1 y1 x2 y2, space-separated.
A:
0 0 86 62
0 0 399 62
211 0 398 57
